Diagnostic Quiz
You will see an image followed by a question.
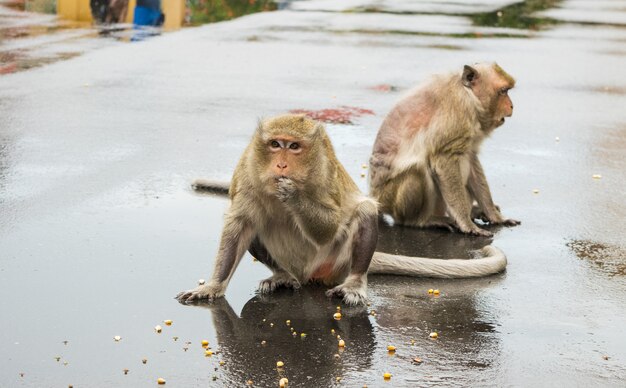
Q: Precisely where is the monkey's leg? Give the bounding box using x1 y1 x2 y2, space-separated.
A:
325 200 378 306
176 209 254 303
432 157 493 237
248 238 300 293
389 169 431 227
468 154 520 227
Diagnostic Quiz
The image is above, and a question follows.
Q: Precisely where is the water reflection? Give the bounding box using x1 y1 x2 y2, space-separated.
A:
186 287 374 386
377 219 494 259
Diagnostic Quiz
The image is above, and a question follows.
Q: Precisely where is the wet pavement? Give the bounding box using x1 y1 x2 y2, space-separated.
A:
1 0 626 386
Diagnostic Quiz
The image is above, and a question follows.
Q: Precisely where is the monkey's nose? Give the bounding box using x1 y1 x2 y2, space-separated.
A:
277 162 288 170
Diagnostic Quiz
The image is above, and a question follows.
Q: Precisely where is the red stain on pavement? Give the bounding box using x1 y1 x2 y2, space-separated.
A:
289 106 374 124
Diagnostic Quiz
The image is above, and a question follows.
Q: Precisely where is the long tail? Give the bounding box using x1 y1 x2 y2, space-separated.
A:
191 179 231 195
369 245 506 278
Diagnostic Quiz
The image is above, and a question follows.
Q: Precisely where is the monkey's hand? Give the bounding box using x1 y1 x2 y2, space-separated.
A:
258 272 301 294
175 283 226 304
326 275 368 306
276 177 297 202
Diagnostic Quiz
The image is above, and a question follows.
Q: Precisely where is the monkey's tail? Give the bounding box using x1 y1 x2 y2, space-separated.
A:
369 245 506 278
191 179 231 195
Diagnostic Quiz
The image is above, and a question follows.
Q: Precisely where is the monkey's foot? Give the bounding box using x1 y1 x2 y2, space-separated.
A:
326 275 368 306
257 273 301 294
175 283 225 304
460 224 494 237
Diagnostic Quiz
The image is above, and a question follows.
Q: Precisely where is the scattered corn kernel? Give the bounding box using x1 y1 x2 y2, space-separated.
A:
219 360 225 366
555 136 560 142
292 332 297 337
63 362 68 366
270 323 274 327
428 289 434 294
123 369 129 375
387 345 396 352
300 333 307 338
183 347 188 352
413 357 422 364
383 372 392 380
276 361 284 368
247 380 253 385
336 377 342 382
157 377 166 385
430 332 438 339
433 289 440 296
286 320 291 325
261 340 267 345
592 174 602 179
334 353 340 359
164 320 172 326
205 350 213 356
360 172 366 178
279 377 289 387
362 164 367 169
154 325 162 333
338 339 345 347
333 312 342 320
114 335 122 341
331 329 335 334
201 340 209 347
533 189 540 194
198 279 206 285
142 358 148 364
55 356 61 362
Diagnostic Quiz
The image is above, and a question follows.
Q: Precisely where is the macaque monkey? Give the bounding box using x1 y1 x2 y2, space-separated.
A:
369 63 521 237
178 114 508 306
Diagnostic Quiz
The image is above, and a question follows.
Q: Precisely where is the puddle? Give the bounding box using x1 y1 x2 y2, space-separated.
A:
289 106 374 124
369 84 399 93
568 240 626 276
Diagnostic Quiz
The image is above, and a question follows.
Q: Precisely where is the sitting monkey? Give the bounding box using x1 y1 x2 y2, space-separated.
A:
369 63 521 237
178 115 507 306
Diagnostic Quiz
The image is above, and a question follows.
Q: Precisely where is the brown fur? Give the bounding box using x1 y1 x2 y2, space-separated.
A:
369 63 520 237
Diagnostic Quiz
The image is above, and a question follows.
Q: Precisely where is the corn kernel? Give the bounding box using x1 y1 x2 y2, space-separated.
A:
279 377 289 387
276 361 284 368
157 378 166 385
333 312 342 320
387 345 396 352
430 332 438 339
338 339 345 347
428 289 434 294
383 372 391 380
433 289 440 296
205 350 213 356
154 325 162 333
201 340 209 347
114 335 122 341
164 320 172 326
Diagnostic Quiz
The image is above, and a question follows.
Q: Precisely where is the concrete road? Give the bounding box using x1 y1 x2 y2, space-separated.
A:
1 0 625 386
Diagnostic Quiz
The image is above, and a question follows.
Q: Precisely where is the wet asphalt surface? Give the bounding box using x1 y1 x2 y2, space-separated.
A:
1 0 626 387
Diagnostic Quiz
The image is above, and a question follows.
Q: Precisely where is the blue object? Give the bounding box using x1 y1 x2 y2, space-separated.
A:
133 5 164 26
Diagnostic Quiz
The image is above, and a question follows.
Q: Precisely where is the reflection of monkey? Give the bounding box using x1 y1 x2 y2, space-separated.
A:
192 288 374 386
178 115 507 306
369 63 520 237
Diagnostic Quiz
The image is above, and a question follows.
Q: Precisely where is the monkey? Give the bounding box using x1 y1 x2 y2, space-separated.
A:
369 62 521 237
177 114 508 306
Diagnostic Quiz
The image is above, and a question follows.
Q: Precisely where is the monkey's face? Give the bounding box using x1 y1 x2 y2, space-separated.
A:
491 85 514 128
265 136 308 181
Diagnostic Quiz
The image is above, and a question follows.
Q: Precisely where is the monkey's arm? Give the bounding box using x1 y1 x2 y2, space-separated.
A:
431 155 492 237
468 154 520 226
176 204 255 303
277 178 341 245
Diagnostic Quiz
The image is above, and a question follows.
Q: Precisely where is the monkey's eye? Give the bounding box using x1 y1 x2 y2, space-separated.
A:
270 140 281 148
499 88 509 96
289 142 300 150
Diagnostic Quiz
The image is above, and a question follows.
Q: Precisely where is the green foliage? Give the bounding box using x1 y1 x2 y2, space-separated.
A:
188 0 277 25
471 0 561 30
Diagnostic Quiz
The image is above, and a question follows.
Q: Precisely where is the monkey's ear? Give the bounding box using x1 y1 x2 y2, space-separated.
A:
462 65 479 88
